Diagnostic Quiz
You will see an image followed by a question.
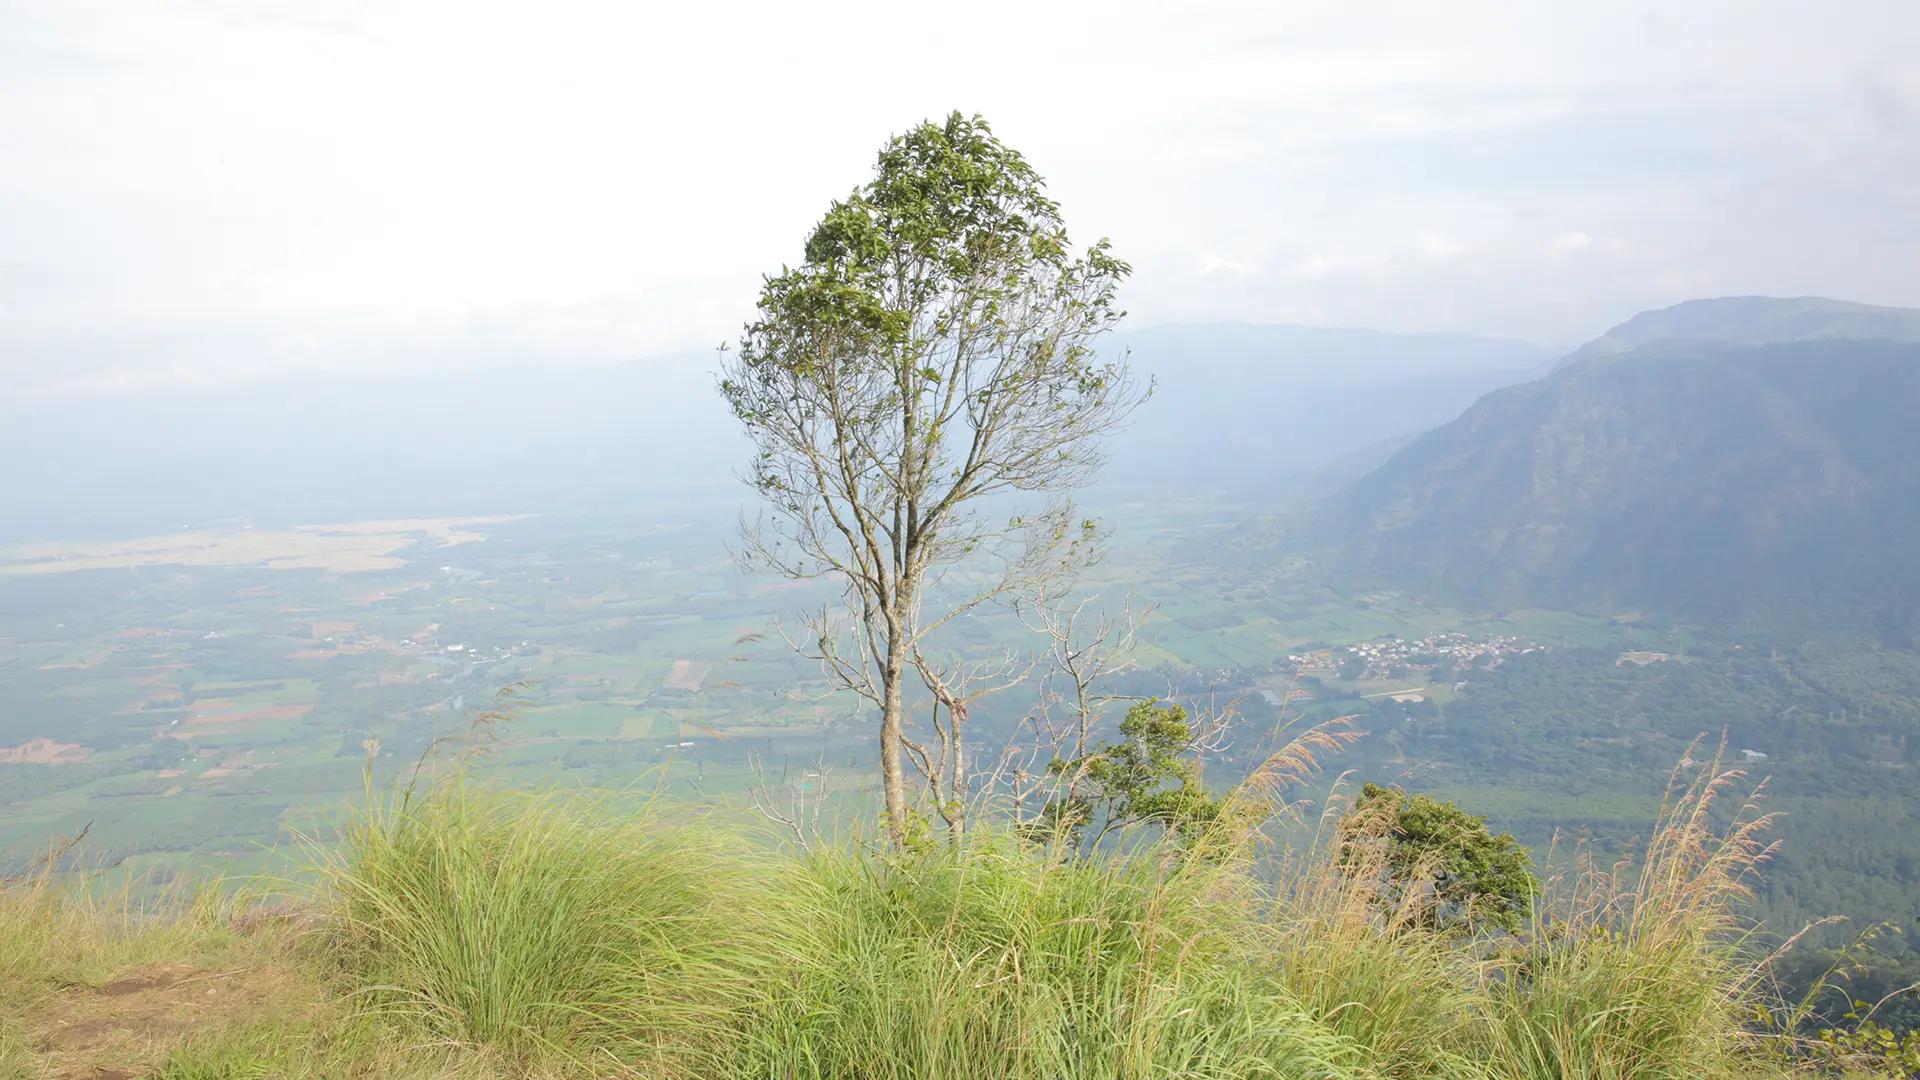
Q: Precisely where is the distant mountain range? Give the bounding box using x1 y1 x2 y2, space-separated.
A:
1106 323 1556 497
0 356 744 542
1552 295 1920 369
1314 297 1920 635
14 292 1918 639
0 323 1559 541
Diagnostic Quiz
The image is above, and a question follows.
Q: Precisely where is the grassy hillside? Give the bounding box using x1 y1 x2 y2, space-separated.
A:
1 756 1902 1079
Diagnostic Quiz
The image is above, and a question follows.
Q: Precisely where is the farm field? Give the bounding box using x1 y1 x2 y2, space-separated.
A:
0 494 1710 881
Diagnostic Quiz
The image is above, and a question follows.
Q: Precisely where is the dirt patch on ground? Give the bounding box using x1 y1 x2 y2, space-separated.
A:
97 966 197 998
286 648 341 660
38 650 111 671
348 580 430 605
119 681 187 715
180 702 312 732
663 659 711 691
32 962 307 1079
0 738 90 764
0 514 531 576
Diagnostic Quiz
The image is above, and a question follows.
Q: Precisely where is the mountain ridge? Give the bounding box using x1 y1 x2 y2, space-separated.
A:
1552 295 1920 370
1312 297 1920 633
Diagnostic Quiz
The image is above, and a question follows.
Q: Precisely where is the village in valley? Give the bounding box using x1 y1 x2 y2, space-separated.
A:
1302 631 1539 678
1259 631 1545 704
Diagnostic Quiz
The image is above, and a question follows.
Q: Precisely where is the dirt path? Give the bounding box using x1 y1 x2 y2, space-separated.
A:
31 961 300 1079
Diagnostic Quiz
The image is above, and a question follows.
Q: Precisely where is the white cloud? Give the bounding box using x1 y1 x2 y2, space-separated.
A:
1291 253 1394 280
1554 231 1596 253
3 0 1918 387
1416 232 1469 259
1198 254 1262 275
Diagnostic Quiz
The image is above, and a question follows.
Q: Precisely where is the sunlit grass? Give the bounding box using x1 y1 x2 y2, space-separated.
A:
0 751 1816 1078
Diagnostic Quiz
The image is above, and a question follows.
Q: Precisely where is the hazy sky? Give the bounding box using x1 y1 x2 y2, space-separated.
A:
5 0 1918 392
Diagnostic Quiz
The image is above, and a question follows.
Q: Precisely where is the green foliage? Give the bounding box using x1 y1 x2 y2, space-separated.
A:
1343 782 1540 933
1772 929 1920 1077
312 783 761 1070
733 837 1360 1080
1778 938 1920 1041
1482 751 1787 1077
301 764 1805 1078
719 110 1132 516
717 111 1140 844
152 1032 280 1080
1484 927 1760 1078
1373 640 1920 952
1036 699 1228 850
1808 1011 1920 1077
0 763 1815 1079
728 110 1126 386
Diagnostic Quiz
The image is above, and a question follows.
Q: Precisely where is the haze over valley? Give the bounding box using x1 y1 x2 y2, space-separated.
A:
5 3 1920 1076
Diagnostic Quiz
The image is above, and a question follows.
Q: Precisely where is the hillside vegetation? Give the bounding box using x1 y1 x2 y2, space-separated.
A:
1320 337 1920 632
1 754 1901 1079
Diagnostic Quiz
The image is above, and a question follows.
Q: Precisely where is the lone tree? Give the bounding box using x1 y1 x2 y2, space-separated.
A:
720 114 1140 844
1034 699 1228 853
1341 782 1540 934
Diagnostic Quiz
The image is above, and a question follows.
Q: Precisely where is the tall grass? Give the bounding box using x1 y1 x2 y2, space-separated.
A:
313 783 1365 1077
1 748 1807 1078
1267 797 1492 1078
733 837 1363 1079
0 854 234 1006
311 781 767 1073
299 749 1797 1078
0 853 336 1080
1480 751 1786 1078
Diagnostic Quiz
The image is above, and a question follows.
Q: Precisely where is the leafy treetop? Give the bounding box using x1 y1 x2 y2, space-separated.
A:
1344 782 1541 934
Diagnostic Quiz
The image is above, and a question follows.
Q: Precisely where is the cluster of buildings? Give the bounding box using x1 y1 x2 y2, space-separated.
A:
1289 631 1541 681
392 638 528 665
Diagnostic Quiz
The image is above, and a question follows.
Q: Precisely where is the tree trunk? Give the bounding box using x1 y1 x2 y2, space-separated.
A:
880 636 910 844
949 715 965 849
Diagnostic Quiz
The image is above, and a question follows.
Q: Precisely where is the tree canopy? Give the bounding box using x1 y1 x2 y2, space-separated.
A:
1343 782 1540 933
720 113 1139 842
1036 698 1229 851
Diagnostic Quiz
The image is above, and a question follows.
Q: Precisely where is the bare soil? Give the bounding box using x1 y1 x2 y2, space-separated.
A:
30 961 306 1079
